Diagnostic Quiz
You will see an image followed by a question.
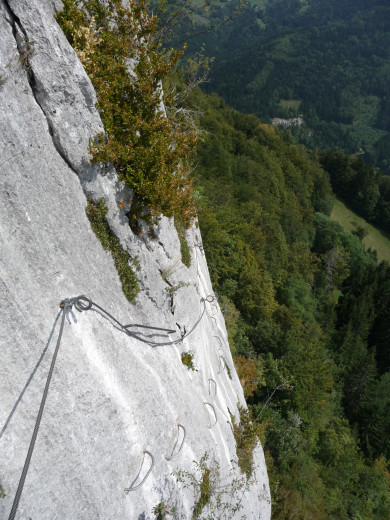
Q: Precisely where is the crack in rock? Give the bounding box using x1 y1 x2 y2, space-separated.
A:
2 0 80 177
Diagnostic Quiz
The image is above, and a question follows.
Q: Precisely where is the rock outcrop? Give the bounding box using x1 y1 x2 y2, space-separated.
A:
271 116 304 129
0 1 271 518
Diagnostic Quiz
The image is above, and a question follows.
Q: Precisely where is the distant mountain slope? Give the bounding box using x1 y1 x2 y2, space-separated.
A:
173 0 390 171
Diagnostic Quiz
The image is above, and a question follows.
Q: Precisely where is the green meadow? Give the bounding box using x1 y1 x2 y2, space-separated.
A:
331 198 390 263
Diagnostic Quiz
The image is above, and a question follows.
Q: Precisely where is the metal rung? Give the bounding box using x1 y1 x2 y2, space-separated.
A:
166 424 186 461
125 451 154 493
204 402 218 428
208 378 217 397
218 356 225 374
213 335 222 348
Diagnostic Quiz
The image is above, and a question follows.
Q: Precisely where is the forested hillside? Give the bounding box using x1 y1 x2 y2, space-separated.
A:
191 89 390 519
169 0 390 172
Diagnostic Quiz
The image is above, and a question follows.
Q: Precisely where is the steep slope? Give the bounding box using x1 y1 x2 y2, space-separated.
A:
190 92 390 520
0 1 271 518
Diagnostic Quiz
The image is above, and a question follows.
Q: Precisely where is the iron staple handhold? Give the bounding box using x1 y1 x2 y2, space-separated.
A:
208 378 217 397
204 401 218 428
124 450 154 493
165 424 186 461
213 335 222 347
218 356 226 374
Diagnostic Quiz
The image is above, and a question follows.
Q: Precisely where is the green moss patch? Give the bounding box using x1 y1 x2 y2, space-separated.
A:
86 198 139 303
181 352 195 370
175 219 191 267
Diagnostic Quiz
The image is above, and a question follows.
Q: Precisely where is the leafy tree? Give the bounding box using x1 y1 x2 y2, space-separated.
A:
192 89 390 517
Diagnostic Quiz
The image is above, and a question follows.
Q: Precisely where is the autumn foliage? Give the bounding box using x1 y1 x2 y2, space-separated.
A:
233 356 259 398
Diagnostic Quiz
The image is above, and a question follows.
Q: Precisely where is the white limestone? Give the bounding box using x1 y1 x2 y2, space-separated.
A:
271 116 304 129
0 1 271 518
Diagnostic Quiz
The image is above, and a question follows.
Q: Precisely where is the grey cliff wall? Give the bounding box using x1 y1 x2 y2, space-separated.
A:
0 1 271 518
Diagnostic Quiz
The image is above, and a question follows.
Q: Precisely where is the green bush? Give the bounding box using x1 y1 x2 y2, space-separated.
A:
181 352 195 371
231 404 261 478
175 452 249 520
152 502 171 519
56 0 197 225
193 466 211 519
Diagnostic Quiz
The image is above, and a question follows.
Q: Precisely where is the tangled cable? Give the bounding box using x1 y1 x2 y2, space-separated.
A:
7 293 216 520
66 294 217 347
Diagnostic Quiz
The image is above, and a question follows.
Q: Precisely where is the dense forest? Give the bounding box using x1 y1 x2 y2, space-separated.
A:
189 88 390 518
53 2 390 517
168 0 390 172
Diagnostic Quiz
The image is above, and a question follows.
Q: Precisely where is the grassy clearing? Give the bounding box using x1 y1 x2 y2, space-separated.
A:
280 99 301 111
330 198 390 263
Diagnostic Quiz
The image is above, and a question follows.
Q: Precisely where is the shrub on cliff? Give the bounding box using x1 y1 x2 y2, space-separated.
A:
56 0 197 225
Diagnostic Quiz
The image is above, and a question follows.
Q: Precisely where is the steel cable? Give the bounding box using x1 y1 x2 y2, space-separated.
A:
8 302 69 520
87 295 214 347
7 293 214 518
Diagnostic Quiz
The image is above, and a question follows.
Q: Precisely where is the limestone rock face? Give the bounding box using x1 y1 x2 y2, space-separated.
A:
0 1 271 518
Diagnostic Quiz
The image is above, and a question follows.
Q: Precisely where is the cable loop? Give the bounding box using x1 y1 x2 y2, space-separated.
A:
74 295 93 312
60 295 92 312
124 296 211 347
125 451 154 493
